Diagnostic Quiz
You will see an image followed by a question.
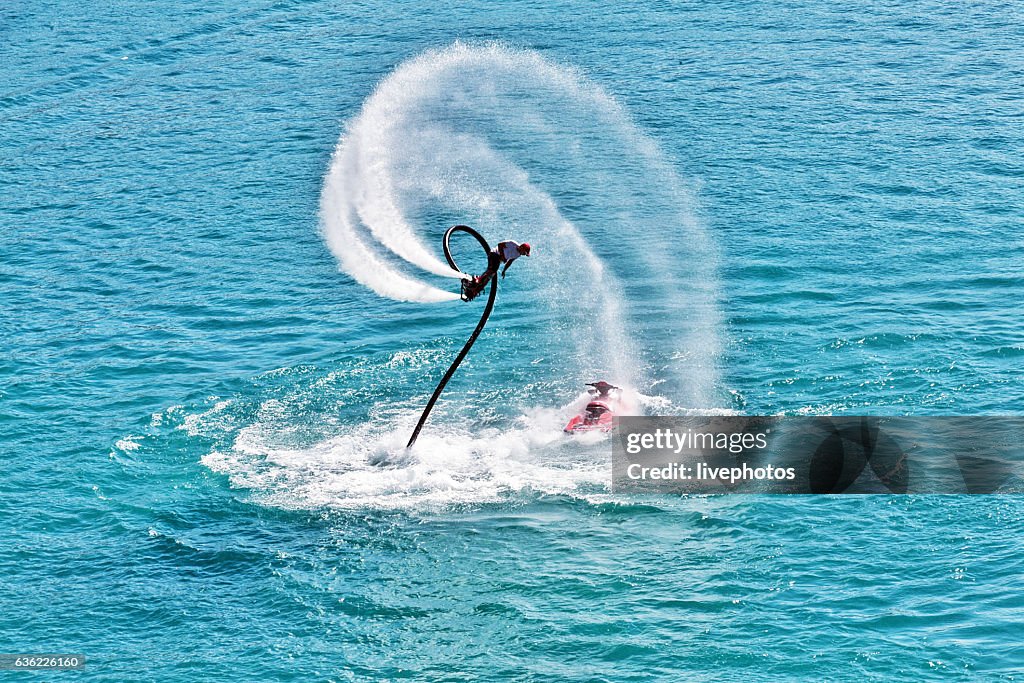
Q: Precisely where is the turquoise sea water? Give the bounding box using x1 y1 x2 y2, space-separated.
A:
3 1 1023 680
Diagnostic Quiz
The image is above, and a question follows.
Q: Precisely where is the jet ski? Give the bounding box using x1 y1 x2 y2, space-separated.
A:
564 381 621 433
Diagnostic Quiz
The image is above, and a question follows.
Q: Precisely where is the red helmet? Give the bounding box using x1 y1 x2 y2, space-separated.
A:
520 242 531 256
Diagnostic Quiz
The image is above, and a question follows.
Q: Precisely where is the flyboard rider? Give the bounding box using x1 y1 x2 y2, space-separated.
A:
462 240 531 300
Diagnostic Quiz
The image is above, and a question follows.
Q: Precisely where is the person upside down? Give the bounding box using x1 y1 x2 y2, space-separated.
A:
461 240 531 301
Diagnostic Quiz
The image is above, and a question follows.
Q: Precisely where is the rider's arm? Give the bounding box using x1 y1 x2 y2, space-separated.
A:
501 260 513 278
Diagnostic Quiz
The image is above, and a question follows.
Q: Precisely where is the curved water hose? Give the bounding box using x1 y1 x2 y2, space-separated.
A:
406 225 497 448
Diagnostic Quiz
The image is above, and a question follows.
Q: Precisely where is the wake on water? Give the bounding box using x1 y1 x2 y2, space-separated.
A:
200 43 723 509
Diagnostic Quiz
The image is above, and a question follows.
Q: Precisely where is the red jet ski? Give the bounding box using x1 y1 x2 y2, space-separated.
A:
564 381 621 433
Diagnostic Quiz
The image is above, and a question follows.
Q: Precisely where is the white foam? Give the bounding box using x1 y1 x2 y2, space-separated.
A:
202 403 610 511
196 385 742 511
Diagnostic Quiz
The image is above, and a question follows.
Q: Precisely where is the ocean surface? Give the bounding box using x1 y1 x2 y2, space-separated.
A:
2 0 1023 680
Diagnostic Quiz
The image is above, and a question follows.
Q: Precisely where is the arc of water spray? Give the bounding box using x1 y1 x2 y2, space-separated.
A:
407 225 498 448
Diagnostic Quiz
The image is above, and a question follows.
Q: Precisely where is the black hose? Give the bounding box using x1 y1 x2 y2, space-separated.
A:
406 225 497 448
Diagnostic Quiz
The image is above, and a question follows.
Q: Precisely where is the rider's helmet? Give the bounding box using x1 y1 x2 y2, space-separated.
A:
520 243 531 256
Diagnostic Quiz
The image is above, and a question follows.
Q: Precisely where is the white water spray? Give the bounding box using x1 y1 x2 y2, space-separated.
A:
320 42 720 401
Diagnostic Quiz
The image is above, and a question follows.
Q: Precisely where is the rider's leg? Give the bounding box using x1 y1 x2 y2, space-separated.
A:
463 252 501 302
475 251 501 284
